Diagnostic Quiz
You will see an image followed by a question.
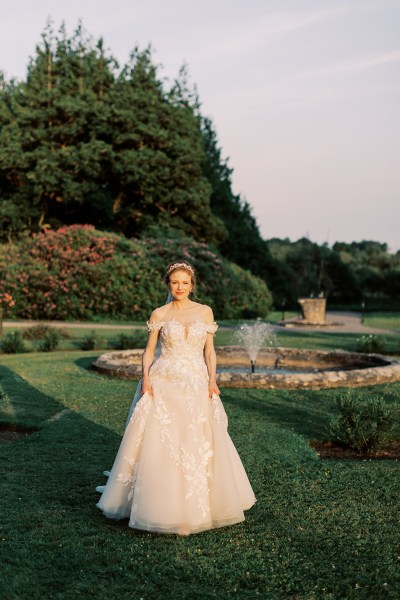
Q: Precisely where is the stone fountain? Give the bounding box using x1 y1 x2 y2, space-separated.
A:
92 321 400 390
234 322 277 373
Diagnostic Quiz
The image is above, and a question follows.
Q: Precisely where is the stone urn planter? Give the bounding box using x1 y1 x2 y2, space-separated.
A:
298 297 327 325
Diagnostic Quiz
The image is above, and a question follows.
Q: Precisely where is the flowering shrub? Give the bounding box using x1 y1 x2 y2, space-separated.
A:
141 229 272 319
0 292 15 308
0 225 272 321
0 291 15 335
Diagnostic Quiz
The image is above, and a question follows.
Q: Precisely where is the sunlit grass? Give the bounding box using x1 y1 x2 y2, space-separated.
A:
364 312 400 332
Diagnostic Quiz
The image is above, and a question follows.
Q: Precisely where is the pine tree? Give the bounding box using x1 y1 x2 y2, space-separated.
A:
0 21 117 236
0 24 226 243
105 49 225 240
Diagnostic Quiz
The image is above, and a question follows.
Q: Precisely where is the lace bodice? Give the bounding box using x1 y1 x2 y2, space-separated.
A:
146 319 218 384
148 319 217 349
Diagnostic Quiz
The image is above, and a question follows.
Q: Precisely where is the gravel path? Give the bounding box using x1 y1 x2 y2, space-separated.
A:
274 311 397 335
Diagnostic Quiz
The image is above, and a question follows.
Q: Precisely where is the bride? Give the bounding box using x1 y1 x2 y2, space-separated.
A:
96 261 256 535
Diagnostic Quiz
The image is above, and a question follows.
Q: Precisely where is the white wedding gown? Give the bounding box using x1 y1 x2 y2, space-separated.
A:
96 319 256 535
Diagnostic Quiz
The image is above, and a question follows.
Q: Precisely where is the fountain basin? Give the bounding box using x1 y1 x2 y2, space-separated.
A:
92 346 400 390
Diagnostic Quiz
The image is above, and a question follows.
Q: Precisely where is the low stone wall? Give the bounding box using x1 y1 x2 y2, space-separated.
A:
92 346 400 390
93 349 143 379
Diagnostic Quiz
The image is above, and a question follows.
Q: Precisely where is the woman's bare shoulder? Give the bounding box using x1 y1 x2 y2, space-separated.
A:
197 303 214 322
148 306 169 322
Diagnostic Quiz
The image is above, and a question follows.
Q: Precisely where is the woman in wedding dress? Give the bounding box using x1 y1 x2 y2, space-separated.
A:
96 261 256 535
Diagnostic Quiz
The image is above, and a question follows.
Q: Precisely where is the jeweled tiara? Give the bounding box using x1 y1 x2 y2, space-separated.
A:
167 262 194 276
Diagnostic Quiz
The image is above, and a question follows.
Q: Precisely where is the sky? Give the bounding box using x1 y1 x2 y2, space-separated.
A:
1 0 399 252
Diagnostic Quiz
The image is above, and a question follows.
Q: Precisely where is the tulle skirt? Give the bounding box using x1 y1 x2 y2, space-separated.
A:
96 382 256 535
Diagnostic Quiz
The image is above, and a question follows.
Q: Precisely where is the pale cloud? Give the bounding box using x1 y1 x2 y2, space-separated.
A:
187 6 353 64
208 47 400 119
293 49 400 80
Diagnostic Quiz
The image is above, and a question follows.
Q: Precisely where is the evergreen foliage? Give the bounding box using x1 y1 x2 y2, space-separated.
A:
0 330 26 353
0 22 224 242
38 329 61 352
329 391 398 453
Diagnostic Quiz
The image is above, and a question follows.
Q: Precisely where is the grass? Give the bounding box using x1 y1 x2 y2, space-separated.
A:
364 312 400 333
1 346 400 599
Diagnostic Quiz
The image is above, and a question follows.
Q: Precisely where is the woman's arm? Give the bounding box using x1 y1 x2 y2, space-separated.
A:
204 306 221 398
141 311 162 397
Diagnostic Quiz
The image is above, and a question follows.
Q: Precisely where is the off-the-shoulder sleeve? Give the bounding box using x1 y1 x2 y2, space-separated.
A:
146 320 164 332
206 322 218 334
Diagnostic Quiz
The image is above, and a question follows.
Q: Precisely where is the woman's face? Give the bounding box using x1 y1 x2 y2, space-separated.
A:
168 269 193 300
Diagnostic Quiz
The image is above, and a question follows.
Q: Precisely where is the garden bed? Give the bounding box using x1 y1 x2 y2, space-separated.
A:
310 439 400 460
0 424 38 443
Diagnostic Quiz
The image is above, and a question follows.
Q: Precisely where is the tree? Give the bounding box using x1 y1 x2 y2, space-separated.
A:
0 23 226 243
104 49 226 240
0 21 117 236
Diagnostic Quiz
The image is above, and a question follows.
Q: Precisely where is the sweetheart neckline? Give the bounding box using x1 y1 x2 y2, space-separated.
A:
147 318 216 341
163 318 207 327
163 319 209 341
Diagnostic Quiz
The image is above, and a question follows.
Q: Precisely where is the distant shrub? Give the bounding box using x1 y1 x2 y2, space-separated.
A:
38 330 61 352
356 334 387 354
329 390 398 453
80 331 98 350
0 331 26 354
112 331 148 350
23 323 70 340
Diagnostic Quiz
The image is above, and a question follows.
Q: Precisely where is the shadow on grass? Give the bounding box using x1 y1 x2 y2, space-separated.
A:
221 388 335 440
74 354 100 372
0 362 136 534
221 383 400 442
0 364 64 430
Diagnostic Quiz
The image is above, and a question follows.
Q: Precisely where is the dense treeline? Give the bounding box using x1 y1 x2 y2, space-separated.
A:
0 22 399 313
265 238 400 310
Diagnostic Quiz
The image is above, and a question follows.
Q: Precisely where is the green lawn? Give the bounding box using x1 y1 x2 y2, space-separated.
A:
364 312 400 333
1 347 400 599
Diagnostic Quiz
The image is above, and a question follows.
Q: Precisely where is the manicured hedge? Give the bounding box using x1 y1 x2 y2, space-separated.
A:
0 225 272 320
